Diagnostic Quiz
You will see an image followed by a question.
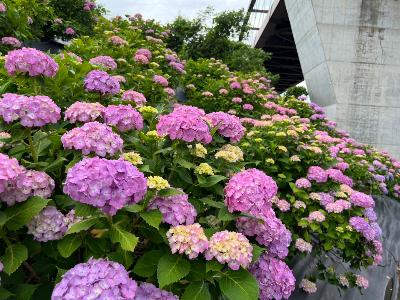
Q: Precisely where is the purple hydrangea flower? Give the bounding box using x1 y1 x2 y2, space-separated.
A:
224 168 278 215
156 111 212 144
349 217 379 241
172 104 205 116
109 35 128 46
84 70 120 95
89 55 117 70
20 96 61 127
0 93 27 123
307 166 328 183
122 90 147 106
349 191 375 208
135 48 152 59
1 37 22 48
317 192 335 206
166 223 209 259
243 103 253 111
0 153 24 195
206 112 245 143
83 0 96 11
64 101 104 123
250 254 296 300
148 192 197 226
326 168 353 186
295 178 311 189
135 282 178 300
205 231 252 270
51 258 137 299
61 122 123 157
364 207 377 222
153 75 168 87
102 105 143 132
5 48 58 77
63 157 147 215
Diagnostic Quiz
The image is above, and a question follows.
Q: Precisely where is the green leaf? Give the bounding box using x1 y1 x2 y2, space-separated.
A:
175 167 193 184
218 269 259 300
133 250 163 277
0 288 14 300
218 207 237 221
157 253 191 288
157 188 185 197
123 204 144 213
57 235 82 258
182 282 211 300
108 249 134 269
251 244 265 263
140 210 163 229
74 203 99 217
200 197 225 208
2 244 28 275
198 175 226 187
66 217 101 235
109 225 139 252
0 212 6 226
5 197 49 230
206 260 223 273
175 158 194 169
55 267 67 284
11 284 38 300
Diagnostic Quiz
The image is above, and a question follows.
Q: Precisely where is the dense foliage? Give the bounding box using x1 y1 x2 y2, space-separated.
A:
0 10 398 300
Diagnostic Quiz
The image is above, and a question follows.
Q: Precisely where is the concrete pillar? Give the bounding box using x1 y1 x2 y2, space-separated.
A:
284 0 400 158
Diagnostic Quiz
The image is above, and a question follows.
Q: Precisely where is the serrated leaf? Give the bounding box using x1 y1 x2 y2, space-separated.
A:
198 175 226 187
55 267 67 284
140 210 163 229
181 282 211 300
11 284 38 300
0 288 14 300
218 269 259 300
157 188 185 197
57 235 82 258
133 250 163 277
251 244 265 263
74 203 99 217
157 253 191 288
109 225 139 252
66 217 101 235
108 249 134 268
200 197 225 208
206 260 223 273
175 158 194 169
123 204 144 213
2 244 28 275
5 197 49 230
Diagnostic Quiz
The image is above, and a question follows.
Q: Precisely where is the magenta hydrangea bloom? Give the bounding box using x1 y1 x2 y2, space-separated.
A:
166 223 209 259
326 168 353 186
89 55 117 70
0 169 55 206
5 47 58 77
61 122 123 157
109 35 128 46
295 178 311 189
224 168 278 215
134 54 149 64
205 231 252 270
65 27 75 35
51 258 137 300
207 112 245 143
64 157 147 215
0 153 24 195
236 208 291 259
102 105 143 132
349 191 375 208
172 104 205 116
148 192 197 226
250 254 296 300
0 93 27 123
156 111 212 144
83 0 96 11
64 101 104 123
135 282 178 300
122 90 147 106
307 166 328 183
153 75 168 87
19 96 61 127
84 70 120 95
27 206 70 242
1 37 22 48
243 103 253 111
135 48 152 59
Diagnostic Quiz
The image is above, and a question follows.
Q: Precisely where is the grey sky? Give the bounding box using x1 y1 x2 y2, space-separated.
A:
98 0 247 24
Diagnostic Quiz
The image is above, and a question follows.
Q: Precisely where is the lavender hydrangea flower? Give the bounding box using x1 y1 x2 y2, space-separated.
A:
63 157 147 215
135 282 178 300
156 111 212 144
224 168 278 215
250 254 296 300
61 122 123 157
172 104 205 116
295 178 311 189
102 105 143 132
166 223 209 259
122 90 147 106
84 70 120 95
326 168 353 186
0 93 27 123
19 96 61 127
89 55 117 70
206 112 245 143
317 192 334 206
349 217 378 241
0 153 24 195
148 192 197 226
51 258 137 299
205 231 252 270
5 48 58 77
64 101 104 123
349 191 375 208
307 166 328 183
1 37 22 48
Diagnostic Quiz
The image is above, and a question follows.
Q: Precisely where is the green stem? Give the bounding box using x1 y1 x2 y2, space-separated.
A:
28 128 38 163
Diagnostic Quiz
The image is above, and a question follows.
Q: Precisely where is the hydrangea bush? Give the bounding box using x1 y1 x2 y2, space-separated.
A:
0 11 398 300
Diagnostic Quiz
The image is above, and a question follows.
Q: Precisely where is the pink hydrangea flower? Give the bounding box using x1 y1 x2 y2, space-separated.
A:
84 70 120 95
243 103 253 111
65 27 75 35
102 104 143 132
64 101 104 123
153 75 168 87
206 112 245 143
349 191 375 208
1 37 22 48
307 166 328 183
0 153 25 195
89 55 117 70
295 238 312 253
300 279 317 294
307 211 325 223
121 90 147 106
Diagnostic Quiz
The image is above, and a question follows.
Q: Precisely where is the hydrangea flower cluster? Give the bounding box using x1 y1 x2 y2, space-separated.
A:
89 55 117 70
122 90 147 106
250 254 296 300
64 101 104 123
224 168 278 215
135 282 178 300
1 37 22 48
299 279 317 294
83 0 96 11
153 75 169 87
349 216 380 241
156 110 212 144
206 112 245 143
172 104 205 116
349 191 375 208
166 223 209 259
63 157 147 215
0 94 61 127
295 178 311 189
0 153 24 195
109 35 128 46
102 104 143 132
295 238 313 253
146 176 170 190
215 144 244 162
84 70 120 95
5 48 59 77
205 231 252 270
61 122 123 157
51 258 137 299
148 192 197 226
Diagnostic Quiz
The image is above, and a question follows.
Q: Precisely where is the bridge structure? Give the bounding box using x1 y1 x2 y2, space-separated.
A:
247 0 400 158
